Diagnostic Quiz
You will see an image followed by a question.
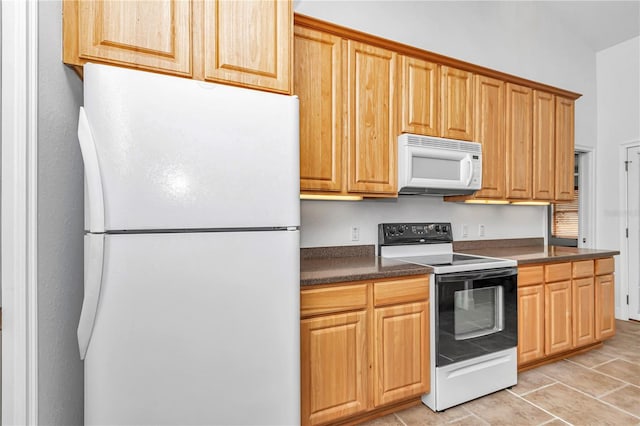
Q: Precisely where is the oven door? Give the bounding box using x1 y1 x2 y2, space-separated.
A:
435 267 518 367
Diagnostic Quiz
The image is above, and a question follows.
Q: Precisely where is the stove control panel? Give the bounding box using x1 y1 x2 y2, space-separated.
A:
378 222 453 245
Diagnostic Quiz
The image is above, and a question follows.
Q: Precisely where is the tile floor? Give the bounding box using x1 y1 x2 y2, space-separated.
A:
362 320 640 426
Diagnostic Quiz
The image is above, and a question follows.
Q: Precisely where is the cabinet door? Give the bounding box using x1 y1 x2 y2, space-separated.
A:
399 56 439 136
346 41 397 194
555 96 575 201
518 284 545 366
545 280 572 355
441 66 474 140
595 274 616 340
374 301 429 406
71 0 192 75
203 0 291 93
301 311 368 426
533 91 555 200
572 277 595 348
294 26 344 192
506 83 533 199
474 75 505 198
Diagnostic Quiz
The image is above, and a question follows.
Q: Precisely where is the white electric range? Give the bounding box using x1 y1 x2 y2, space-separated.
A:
379 222 518 412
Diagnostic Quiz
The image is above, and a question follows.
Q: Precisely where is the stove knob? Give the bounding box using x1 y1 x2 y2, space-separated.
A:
435 225 440 232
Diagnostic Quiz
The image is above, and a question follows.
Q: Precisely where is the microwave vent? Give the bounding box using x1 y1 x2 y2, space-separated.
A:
404 134 481 154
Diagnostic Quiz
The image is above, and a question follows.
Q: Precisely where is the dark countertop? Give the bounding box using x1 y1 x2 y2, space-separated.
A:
300 256 431 287
459 245 620 265
299 242 620 287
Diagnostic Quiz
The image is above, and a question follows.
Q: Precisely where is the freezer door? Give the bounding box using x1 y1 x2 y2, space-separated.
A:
82 63 299 232
84 230 300 425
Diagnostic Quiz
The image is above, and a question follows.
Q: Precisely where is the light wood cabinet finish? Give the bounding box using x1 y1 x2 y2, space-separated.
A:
555 96 576 201
64 0 292 93
399 56 439 136
300 275 429 425
301 311 368 426
506 83 533 199
545 262 572 282
441 66 474 141
300 283 368 318
533 90 555 200
294 26 344 192
374 301 429 406
595 257 615 275
595 273 616 340
65 0 193 76
347 41 397 194
519 265 544 287
572 277 595 347
518 283 545 365
473 75 506 198
544 279 573 355
203 0 291 93
572 260 595 278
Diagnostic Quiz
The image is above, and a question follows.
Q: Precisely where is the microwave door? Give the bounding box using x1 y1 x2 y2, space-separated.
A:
407 146 469 188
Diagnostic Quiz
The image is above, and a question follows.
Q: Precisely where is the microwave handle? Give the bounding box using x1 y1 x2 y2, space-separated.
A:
463 157 473 186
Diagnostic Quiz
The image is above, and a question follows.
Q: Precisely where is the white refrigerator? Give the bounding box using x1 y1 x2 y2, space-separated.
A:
76 63 300 425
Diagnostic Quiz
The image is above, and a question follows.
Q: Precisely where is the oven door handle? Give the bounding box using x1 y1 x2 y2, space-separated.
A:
436 267 518 282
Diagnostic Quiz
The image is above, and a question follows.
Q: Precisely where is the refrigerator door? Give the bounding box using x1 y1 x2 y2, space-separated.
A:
85 230 300 425
82 63 299 232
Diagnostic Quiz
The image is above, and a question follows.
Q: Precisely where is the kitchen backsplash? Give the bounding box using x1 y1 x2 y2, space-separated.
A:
300 196 546 248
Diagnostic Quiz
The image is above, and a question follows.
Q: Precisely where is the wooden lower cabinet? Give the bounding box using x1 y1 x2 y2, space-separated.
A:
572 277 595 347
596 273 616 340
300 276 429 426
518 257 616 369
545 279 573 355
518 284 545 364
301 311 368 426
374 301 429 406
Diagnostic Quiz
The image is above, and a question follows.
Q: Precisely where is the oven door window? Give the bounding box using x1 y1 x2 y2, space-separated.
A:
454 286 504 340
436 269 517 367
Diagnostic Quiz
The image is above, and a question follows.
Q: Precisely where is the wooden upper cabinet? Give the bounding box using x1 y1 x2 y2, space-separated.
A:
555 96 575 201
533 91 555 200
474 75 505 198
203 0 291 93
506 83 533 199
399 56 439 136
294 26 343 192
65 0 192 76
441 66 474 140
64 0 292 93
347 41 397 194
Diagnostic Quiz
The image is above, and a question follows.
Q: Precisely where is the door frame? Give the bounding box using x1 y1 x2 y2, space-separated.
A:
620 140 640 320
575 145 595 248
1 0 40 424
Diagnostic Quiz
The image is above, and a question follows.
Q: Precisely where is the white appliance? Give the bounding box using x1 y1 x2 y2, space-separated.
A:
397 134 482 195
77 63 300 425
379 223 518 411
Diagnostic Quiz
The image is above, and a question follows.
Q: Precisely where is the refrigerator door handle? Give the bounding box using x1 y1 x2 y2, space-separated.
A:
78 234 105 359
78 107 105 233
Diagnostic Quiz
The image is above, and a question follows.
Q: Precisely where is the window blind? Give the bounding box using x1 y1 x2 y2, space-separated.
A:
552 189 579 239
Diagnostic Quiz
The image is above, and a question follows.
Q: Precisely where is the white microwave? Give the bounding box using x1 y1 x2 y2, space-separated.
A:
397 134 482 195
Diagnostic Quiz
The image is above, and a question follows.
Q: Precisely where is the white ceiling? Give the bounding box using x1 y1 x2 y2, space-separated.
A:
540 1 640 51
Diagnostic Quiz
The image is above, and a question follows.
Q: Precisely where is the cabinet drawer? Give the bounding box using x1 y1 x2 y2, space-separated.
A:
545 262 571 282
595 257 615 276
519 266 543 287
572 260 594 278
374 276 429 307
301 283 368 317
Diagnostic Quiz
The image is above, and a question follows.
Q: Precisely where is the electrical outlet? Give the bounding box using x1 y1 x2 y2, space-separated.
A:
478 224 486 237
462 224 469 238
351 226 360 241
